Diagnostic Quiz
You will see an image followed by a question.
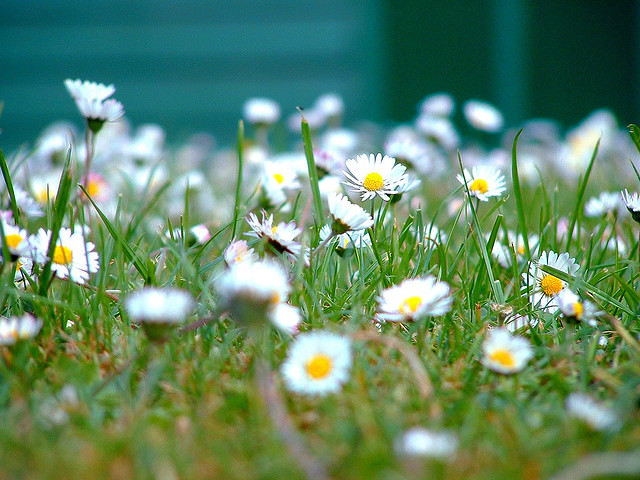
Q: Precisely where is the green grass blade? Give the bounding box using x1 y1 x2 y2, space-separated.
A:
510 129 530 258
566 138 599 252
300 109 324 232
628 124 640 157
0 147 21 222
231 120 245 240
79 184 152 284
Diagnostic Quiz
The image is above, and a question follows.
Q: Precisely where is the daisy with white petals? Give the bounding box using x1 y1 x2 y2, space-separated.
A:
327 192 374 234
1 221 31 258
245 211 306 263
463 100 504 132
457 165 507 202
377 276 452 323
566 393 618 431
0 314 43 346
34 227 99 284
64 79 124 131
556 289 601 327
525 251 579 313
125 287 194 341
482 328 533 374
394 427 459 459
281 331 352 396
342 153 407 201
584 191 623 217
621 189 640 223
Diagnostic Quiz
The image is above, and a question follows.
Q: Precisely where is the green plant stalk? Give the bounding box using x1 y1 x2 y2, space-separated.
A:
510 129 530 258
300 112 324 231
231 120 244 240
38 150 74 297
566 138 600 252
0 147 21 222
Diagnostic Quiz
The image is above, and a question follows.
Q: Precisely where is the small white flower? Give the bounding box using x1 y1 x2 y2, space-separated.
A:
319 225 371 250
243 97 281 126
268 303 302 335
584 191 623 217
34 227 99 284
566 393 618 431
463 100 504 132
419 93 455 117
342 153 407 201
327 192 374 234
0 314 43 346
524 251 580 313
1 221 31 258
621 189 640 222
125 287 194 325
377 276 452 322
415 115 460 151
224 240 256 266
281 331 352 396
189 224 211 245
457 165 507 201
556 289 601 327
245 212 306 263
314 93 344 120
394 427 459 459
64 78 125 125
504 313 538 333
482 328 533 374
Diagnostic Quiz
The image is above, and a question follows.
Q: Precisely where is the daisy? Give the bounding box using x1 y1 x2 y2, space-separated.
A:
314 93 344 122
463 100 504 132
377 276 452 323
319 225 371 251
415 115 460 151
419 92 455 117
268 303 302 336
243 97 281 126
342 153 407 201
245 212 306 263
262 161 301 191
457 165 507 202
1 221 31 259
125 287 194 340
556 289 601 327
34 227 100 284
217 259 291 325
566 393 618 431
394 427 458 459
64 79 124 131
584 191 623 217
224 240 256 266
621 189 640 222
524 251 579 313
280 331 352 396
504 313 539 333
0 314 43 346
482 328 533 374
327 192 374 234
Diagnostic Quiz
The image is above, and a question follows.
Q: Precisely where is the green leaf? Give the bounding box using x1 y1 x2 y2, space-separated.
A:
0 147 21 222
566 138 599 251
628 124 640 157
511 129 530 258
231 120 245 240
300 109 324 233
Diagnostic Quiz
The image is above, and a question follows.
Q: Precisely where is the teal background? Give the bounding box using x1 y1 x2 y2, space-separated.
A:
0 0 637 151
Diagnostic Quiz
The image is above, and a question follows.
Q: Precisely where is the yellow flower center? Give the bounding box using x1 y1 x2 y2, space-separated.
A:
572 302 584 318
305 354 332 379
34 187 51 205
87 179 103 197
273 173 285 184
53 245 73 265
5 234 23 249
540 274 563 297
469 178 489 194
489 348 516 368
363 172 384 191
399 296 423 315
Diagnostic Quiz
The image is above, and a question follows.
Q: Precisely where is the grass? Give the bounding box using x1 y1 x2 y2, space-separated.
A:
0 103 639 480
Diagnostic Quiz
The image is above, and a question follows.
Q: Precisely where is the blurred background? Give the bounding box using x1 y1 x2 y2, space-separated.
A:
0 0 638 152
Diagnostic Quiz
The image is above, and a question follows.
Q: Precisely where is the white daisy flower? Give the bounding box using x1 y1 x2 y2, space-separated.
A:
125 287 194 324
419 92 455 117
243 97 281 126
224 240 256 266
1 221 31 258
415 115 460 151
394 427 459 459
457 165 507 202
0 314 43 346
64 78 125 129
342 153 407 201
482 328 533 374
34 227 99 284
217 259 291 325
281 331 352 396
556 289 601 327
263 161 302 191
621 189 640 222
189 224 212 245
504 313 538 333
327 192 374 234
584 191 623 217
268 303 302 336
463 100 504 132
13 186 44 217
245 212 306 263
314 93 344 120
566 393 618 431
492 231 540 268
524 251 580 313
319 225 371 251
377 276 452 323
